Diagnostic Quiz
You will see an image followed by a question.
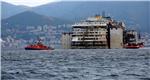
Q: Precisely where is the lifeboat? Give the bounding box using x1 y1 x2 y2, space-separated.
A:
25 42 54 50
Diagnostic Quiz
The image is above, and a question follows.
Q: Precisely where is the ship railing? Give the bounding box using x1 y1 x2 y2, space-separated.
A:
72 22 107 26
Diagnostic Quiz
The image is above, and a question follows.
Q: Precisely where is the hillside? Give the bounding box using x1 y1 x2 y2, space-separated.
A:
2 11 70 29
32 1 150 33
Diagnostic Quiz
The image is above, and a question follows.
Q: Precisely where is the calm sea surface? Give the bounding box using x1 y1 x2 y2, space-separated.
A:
1 49 150 80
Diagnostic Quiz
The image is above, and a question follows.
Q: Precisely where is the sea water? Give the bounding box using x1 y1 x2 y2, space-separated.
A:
1 49 150 80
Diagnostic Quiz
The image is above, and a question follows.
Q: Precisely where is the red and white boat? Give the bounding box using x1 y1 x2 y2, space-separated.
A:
25 41 54 50
124 42 144 49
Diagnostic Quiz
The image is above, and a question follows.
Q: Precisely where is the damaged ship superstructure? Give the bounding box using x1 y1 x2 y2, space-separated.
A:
61 14 143 49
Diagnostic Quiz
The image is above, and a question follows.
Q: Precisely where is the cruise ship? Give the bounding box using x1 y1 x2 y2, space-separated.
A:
61 14 143 49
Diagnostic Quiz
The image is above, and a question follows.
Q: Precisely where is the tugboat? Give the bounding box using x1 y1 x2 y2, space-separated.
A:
124 42 144 49
25 40 54 50
125 43 140 49
124 30 144 49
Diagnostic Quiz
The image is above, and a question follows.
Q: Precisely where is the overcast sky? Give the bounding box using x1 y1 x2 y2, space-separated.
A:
1 0 61 7
1 0 149 7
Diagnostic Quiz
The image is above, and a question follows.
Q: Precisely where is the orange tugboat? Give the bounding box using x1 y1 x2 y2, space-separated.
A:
25 40 54 50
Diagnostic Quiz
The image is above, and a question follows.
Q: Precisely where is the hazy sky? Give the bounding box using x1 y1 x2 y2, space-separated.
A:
1 0 61 7
1 0 149 7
